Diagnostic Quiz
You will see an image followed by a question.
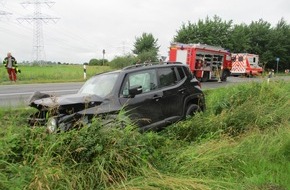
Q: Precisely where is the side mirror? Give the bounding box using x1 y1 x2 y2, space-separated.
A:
129 85 142 98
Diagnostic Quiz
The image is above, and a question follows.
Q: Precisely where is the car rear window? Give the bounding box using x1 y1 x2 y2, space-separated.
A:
177 67 185 80
158 67 177 88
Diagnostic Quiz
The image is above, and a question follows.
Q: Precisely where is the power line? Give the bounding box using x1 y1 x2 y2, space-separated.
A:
17 0 60 64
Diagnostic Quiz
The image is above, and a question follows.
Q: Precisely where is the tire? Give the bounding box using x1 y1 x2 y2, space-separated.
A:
185 104 200 118
201 71 209 82
249 71 253 78
221 70 229 81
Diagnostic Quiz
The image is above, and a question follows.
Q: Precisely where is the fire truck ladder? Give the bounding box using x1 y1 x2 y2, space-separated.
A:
171 42 228 53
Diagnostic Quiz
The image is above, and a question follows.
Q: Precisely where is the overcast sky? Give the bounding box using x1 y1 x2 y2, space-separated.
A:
0 0 289 63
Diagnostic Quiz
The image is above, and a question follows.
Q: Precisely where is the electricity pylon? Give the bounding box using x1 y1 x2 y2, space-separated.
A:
17 0 59 64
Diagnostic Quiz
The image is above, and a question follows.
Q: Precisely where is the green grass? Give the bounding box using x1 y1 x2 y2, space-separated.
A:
0 65 112 84
0 81 289 189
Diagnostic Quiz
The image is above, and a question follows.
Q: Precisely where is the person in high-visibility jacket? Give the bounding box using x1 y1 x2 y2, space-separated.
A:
3 52 18 82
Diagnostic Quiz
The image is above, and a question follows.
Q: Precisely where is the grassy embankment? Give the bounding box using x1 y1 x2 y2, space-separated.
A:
0 65 112 84
0 79 289 189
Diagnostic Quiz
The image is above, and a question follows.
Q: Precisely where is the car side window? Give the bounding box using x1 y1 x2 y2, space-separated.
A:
158 67 178 88
177 67 185 80
121 69 157 96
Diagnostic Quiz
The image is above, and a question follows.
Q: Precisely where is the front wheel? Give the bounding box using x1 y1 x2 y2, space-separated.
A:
185 104 200 118
201 71 209 82
221 70 229 81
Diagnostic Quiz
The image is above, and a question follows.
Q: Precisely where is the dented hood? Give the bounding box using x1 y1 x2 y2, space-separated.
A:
29 92 104 108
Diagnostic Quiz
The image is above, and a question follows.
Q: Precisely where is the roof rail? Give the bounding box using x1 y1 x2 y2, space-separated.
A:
122 63 155 70
123 61 182 70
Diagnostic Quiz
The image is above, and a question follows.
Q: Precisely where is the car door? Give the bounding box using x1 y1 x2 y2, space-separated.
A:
119 69 163 127
157 66 186 122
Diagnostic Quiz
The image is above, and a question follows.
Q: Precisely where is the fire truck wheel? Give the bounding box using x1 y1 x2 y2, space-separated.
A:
201 71 209 82
221 70 229 81
249 71 253 78
185 104 200 118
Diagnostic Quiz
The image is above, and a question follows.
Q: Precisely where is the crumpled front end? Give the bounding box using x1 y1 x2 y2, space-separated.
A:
27 91 105 132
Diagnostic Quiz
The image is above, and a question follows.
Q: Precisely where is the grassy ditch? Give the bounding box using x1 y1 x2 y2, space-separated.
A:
0 81 289 190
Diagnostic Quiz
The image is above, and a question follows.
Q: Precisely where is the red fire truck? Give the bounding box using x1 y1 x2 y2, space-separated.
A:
230 53 263 77
168 43 232 82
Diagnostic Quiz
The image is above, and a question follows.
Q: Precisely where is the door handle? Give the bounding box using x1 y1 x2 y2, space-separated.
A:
152 94 162 101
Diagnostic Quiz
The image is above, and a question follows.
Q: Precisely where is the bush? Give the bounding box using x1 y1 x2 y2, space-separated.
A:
109 54 138 69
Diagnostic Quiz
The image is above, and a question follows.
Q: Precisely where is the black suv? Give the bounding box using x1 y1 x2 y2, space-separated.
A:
28 63 205 132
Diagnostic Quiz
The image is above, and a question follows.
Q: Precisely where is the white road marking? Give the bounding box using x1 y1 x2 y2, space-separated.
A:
0 89 78 97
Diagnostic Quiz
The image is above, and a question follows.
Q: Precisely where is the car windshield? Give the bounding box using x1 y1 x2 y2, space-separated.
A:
78 72 119 98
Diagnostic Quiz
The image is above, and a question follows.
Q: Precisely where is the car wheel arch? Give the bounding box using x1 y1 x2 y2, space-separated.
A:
183 95 204 117
185 104 200 117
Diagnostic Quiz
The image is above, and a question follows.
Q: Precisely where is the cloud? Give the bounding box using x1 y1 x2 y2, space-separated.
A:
0 0 289 63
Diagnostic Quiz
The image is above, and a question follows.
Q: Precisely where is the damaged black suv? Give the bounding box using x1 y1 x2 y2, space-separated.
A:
28 63 205 133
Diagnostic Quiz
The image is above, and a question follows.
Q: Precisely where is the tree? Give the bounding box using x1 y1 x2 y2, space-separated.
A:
89 58 99 66
174 15 233 48
228 24 251 52
109 54 138 69
88 58 108 66
133 33 160 62
136 50 158 63
268 18 290 70
173 16 290 72
247 19 272 56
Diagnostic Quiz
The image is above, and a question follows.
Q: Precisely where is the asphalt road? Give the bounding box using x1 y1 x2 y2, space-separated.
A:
0 82 83 107
0 76 289 107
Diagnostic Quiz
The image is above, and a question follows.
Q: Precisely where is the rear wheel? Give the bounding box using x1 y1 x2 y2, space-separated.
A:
249 71 253 78
201 71 209 82
221 70 229 81
185 104 200 118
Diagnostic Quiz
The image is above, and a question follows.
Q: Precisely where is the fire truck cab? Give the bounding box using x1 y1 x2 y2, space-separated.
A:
231 53 263 77
169 43 232 82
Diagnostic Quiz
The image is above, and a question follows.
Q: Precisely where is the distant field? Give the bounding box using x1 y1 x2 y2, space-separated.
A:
0 65 112 84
